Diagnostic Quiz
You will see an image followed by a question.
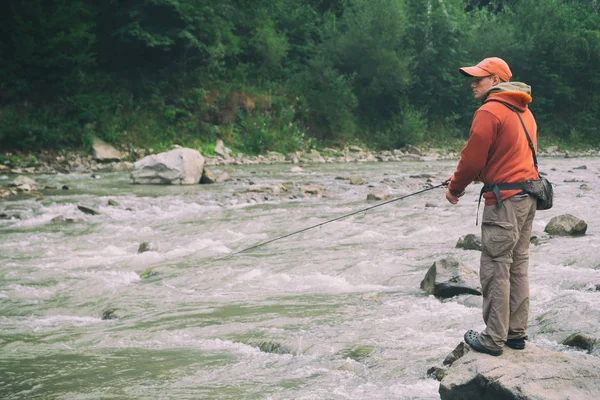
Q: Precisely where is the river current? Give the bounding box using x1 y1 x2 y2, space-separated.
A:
1 157 599 400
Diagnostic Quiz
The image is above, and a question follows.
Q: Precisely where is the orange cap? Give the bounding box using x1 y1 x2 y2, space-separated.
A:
459 57 512 82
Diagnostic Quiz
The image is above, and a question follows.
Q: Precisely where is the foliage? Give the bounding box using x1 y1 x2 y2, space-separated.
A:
0 0 599 152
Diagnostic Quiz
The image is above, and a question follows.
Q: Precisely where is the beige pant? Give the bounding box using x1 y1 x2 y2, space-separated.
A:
478 195 537 350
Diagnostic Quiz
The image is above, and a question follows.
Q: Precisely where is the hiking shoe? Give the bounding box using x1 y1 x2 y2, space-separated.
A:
506 336 528 350
464 330 503 356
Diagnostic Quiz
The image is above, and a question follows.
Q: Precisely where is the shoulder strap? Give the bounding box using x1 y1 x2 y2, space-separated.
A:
484 99 538 171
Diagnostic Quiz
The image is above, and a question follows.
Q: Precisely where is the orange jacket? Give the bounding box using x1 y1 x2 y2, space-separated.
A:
448 86 539 205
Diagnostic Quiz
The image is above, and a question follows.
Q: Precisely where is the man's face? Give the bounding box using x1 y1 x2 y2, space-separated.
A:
470 75 497 100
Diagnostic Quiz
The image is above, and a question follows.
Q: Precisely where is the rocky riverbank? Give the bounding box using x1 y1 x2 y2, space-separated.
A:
1 140 598 177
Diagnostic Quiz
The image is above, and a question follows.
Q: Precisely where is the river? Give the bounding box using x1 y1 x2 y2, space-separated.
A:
1 157 599 399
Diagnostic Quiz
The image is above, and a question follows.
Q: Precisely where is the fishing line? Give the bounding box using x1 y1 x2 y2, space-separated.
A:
215 182 449 261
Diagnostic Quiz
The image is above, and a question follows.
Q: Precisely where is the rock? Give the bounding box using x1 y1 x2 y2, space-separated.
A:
11 176 38 190
214 139 232 158
439 342 600 400
455 234 482 251
443 342 470 366
546 145 559 153
101 309 120 320
425 202 437 208
544 214 587 236
573 165 587 170
51 216 65 224
216 171 231 183
107 199 120 207
349 175 368 185
427 366 448 382
420 257 482 298
131 148 205 185
61 185 69 190
367 190 390 201
77 205 100 215
561 333 599 353
200 168 217 184
91 137 122 162
137 241 155 253
290 166 304 173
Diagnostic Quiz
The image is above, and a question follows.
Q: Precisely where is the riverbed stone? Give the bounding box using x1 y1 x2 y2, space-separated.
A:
131 148 205 185
77 205 100 215
200 167 217 184
544 214 587 236
561 333 599 353
439 342 600 400
420 257 481 298
455 234 482 251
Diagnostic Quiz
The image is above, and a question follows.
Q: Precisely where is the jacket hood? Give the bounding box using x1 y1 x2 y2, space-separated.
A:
481 82 532 111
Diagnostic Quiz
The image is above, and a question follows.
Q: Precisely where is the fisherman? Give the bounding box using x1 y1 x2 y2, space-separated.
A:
445 57 538 356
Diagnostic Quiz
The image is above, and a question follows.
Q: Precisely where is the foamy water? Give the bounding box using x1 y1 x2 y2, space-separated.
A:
1 157 599 399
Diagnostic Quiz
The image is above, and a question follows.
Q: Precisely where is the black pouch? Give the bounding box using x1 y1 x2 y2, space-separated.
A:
522 178 553 210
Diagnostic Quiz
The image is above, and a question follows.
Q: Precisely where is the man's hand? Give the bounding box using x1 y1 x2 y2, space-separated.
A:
446 189 460 204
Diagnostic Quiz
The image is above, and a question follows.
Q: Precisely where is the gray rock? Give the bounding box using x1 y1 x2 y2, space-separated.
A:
200 168 217 184
456 234 482 251
91 137 122 162
131 148 205 185
544 214 587 236
349 175 368 185
439 342 600 400
77 205 100 215
420 257 482 298
367 190 390 201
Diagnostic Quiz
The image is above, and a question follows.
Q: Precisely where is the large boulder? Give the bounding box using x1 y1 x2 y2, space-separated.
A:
131 148 204 185
420 257 481 298
439 342 600 400
91 137 122 162
544 214 587 236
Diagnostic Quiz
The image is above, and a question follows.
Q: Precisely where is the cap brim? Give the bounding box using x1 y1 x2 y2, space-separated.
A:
459 66 490 77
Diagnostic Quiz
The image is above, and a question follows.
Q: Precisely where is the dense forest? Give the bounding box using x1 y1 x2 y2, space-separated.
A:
0 0 599 154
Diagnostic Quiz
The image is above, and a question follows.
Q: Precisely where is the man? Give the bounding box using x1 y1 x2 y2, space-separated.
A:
445 57 538 356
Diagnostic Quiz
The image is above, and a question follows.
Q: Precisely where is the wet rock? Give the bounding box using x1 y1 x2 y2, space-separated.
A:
11 176 38 191
101 308 121 320
573 165 587 170
77 205 100 215
561 333 599 353
427 366 448 382
544 214 587 236
51 216 65 224
425 202 437 208
455 234 482 251
300 185 327 196
62 185 69 190
439 342 600 400
200 168 217 184
366 190 390 201
107 199 120 207
420 257 481 298
349 175 368 185
137 241 155 253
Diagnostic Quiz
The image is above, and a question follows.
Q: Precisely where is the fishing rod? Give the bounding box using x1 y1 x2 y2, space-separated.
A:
215 181 450 261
